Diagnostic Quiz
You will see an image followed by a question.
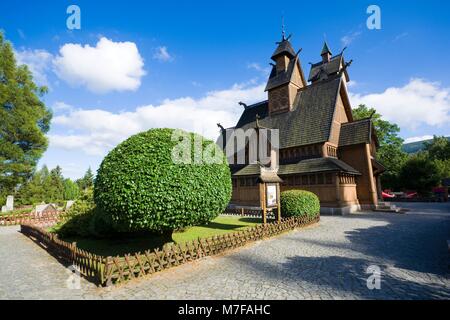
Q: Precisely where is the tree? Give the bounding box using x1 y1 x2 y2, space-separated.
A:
424 135 450 182
47 166 65 202
398 153 440 195
434 159 450 181
63 178 80 200
16 168 46 205
16 165 79 205
76 167 94 191
424 136 450 161
0 32 52 199
352 104 408 190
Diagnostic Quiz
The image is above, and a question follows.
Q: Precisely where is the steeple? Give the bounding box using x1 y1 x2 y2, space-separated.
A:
270 17 295 63
265 28 307 115
321 41 332 63
271 24 296 74
271 37 296 62
308 43 351 84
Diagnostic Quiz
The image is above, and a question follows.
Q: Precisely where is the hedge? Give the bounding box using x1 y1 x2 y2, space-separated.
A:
94 128 232 233
280 190 320 218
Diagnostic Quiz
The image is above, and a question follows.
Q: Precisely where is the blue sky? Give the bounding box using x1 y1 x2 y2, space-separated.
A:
1 0 449 179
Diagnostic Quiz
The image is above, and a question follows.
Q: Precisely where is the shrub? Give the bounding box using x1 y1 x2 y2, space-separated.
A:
280 190 320 218
94 128 232 234
54 188 96 237
398 153 441 196
53 188 114 237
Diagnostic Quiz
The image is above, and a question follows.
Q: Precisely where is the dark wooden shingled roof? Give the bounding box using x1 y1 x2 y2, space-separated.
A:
265 57 300 91
280 157 361 175
236 76 342 149
231 157 361 176
339 119 372 147
308 54 349 83
271 39 296 60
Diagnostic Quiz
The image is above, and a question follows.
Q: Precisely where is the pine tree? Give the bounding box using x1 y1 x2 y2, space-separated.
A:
48 166 65 201
76 167 94 191
0 32 52 200
18 165 80 204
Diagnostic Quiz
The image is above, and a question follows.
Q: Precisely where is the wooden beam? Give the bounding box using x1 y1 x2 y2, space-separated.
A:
277 183 281 223
261 183 267 225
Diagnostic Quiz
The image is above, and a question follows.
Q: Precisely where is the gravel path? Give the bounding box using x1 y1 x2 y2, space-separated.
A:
1 202 449 300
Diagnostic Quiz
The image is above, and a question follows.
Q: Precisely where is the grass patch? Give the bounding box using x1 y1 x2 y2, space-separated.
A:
173 216 260 243
0 208 31 216
57 215 262 257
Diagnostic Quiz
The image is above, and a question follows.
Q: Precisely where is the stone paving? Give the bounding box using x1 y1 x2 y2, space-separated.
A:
0 202 449 300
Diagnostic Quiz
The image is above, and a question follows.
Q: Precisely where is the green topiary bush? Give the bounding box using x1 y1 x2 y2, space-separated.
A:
94 128 232 234
280 190 320 218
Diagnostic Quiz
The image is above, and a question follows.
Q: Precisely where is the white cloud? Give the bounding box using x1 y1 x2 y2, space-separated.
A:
393 32 409 42
341 31 362 47
17 29 26 40
347 80 358 88
247 62 271 76
59 163 85 180
53 37 146 94
49 82 266 156
52 101 75 113
15 49 53 86
153 46 173 62
191 81 202 87
404 135 434 144
349 78 450 130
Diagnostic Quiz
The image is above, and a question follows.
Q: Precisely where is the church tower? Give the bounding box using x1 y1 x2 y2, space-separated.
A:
321 41 332 63
265 32 306 115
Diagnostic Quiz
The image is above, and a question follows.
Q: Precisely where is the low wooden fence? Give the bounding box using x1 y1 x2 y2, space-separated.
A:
20 214 319 286
223 207 275 218
103 215 319 285
1 212 61 227
20 223 106 283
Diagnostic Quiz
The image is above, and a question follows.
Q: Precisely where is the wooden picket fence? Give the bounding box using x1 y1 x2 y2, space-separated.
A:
20 214 319 286
102 215 319 285
1 212 61 227
223 207 275 218
20 223 106 283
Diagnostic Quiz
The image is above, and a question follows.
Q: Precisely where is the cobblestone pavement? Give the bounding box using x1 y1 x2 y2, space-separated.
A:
1 202 449 300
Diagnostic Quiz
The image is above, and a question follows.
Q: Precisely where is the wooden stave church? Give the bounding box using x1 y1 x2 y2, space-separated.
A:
223 34 385 215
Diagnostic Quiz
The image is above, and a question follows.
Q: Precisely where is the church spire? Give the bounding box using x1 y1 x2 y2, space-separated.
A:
266 25 306 115
321 41 332 63
281 15 286 41
271 21 295 61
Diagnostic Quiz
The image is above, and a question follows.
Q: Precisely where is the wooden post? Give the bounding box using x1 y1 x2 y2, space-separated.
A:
261 183 267 225
276 183 281 223
104 256 112 287
365 144 379 207
72 242 77 264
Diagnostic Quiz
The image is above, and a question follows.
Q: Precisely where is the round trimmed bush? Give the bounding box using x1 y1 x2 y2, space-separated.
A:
94 128 232 233
280 190 320 218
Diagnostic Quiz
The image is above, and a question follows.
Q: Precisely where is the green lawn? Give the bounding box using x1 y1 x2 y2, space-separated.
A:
0 208 31 216
60 215 262 257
